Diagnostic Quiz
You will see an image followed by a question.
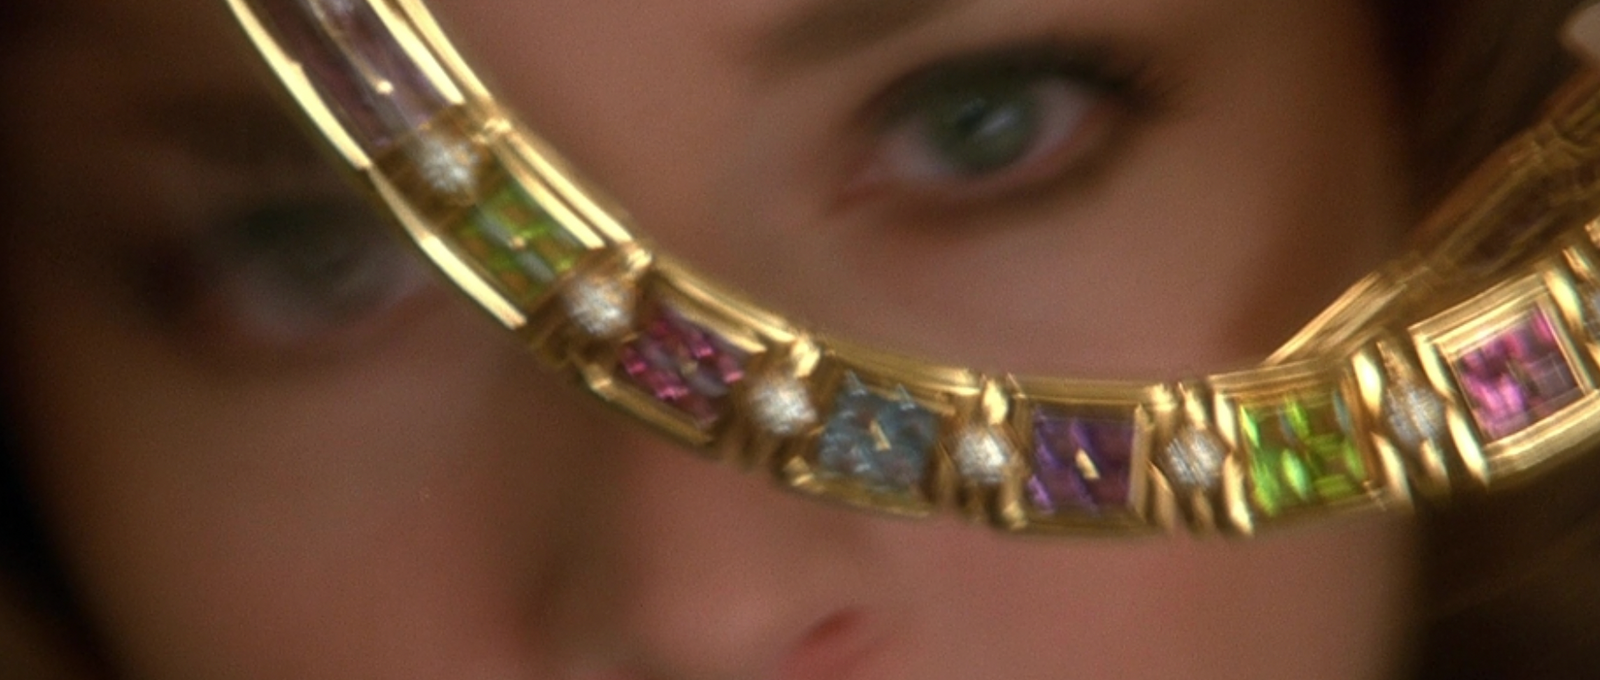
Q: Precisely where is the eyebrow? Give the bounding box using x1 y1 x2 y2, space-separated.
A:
754 0 970 71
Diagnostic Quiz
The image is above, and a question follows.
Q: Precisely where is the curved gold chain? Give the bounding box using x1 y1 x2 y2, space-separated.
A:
228 0 1600 536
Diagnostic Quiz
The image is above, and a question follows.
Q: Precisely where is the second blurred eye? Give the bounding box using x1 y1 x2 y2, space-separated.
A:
217 199 434 351
225 201 402 322
139 198 435 358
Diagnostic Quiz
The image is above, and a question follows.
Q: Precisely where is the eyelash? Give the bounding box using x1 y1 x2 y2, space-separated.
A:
847 43 1160 210
133 197 433 360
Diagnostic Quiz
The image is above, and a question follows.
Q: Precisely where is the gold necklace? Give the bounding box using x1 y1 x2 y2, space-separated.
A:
227 0 1600 536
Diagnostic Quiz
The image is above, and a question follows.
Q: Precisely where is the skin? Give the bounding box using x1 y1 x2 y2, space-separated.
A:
4 0 1417 678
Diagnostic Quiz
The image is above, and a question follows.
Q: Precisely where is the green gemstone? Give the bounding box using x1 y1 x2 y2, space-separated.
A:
1241 391 1368 516
458 182 584 297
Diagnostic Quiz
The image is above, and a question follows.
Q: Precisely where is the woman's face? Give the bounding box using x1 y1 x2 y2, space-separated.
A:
6 0 1416 678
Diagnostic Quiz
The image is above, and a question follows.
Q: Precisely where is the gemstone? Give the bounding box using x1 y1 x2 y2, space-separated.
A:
816 374 939 491
748 373 817 437
1027 411 1135 515
563 274 635 338
467 183 584 288
1583 288 1600 338
953 426 1012 485
310 0 360 17
1161 425 1226 491
1240 391 1368 516
410 131 482 199
254 0 453 151
618 304 749 427
452 237 541 301
1382 381 1446 450
1451 308 1582 441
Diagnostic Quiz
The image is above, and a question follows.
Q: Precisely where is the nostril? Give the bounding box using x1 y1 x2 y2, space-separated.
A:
777 609 885 680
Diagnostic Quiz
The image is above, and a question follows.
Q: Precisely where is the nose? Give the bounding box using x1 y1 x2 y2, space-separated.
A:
546 427 885 680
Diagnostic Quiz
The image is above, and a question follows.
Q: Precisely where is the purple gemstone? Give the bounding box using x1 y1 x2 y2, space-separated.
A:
1027 411 1135 515
252 0 452 151
618 305 749 428
1453 308 1582 441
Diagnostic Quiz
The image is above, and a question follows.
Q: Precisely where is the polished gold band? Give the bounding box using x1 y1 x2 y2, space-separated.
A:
227 0 1600 536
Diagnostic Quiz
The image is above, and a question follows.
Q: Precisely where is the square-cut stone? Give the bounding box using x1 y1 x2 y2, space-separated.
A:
618 304 750 428
816 375 939 491
1451 308 1582 441
1027 411 1134 515
1240 391 1367 516
254 0 452 151
462 182 583 289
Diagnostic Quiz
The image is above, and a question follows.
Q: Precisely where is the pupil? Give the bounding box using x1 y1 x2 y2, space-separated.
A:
929 82 1039 175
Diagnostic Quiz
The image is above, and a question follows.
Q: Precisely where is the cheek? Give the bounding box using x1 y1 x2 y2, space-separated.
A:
5 249 607 677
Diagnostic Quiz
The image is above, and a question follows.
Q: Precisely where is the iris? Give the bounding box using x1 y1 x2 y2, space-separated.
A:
920 77 1043 175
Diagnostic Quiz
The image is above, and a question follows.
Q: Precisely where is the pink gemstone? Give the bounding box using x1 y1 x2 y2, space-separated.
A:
1453 308 1582 441
618 305 749 428
252 0 452 151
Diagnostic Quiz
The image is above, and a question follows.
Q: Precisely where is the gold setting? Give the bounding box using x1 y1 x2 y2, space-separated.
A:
578 260 782 450
1413 262 1600 485
1212 361 1406 534
783 342 983 517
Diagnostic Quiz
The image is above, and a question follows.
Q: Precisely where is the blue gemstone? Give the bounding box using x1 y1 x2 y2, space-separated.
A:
817 374 938 491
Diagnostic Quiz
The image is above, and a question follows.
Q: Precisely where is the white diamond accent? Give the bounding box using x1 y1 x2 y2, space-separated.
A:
1384 381 1446 450
954 427 1011 485
1163 426 1226 490
747 374 816 436
411 133 481 198
563 274 634 338
312 0 360 17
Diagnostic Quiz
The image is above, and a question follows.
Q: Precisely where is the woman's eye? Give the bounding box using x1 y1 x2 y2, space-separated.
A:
225 202 406 322
139 198 434 358
851 47 1148 206
907 76 1091 175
